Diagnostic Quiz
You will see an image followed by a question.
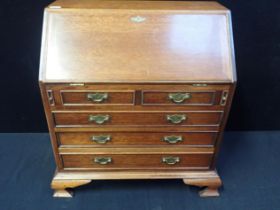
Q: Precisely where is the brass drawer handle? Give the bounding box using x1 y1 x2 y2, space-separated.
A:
162 136 183 144
88 115 110 124
168 93 191 103
87 93 108 103
94 157 112 165
166 114 187 124
91 135 111 144
162 156 180 165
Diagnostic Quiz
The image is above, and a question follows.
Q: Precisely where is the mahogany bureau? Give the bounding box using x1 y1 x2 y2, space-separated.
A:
39 0 236 197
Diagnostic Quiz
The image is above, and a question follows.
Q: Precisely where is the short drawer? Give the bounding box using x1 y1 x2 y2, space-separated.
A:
57 132 217 146
142 91 219 106
61 153 212 170
53 111 223 127
60 90 135 105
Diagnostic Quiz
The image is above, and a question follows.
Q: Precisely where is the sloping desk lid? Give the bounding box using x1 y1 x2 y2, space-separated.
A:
39 0 236 83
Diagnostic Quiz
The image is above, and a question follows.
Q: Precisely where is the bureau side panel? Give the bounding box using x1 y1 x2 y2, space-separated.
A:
211 83 236 169
210 11 237 168
39 82 63 169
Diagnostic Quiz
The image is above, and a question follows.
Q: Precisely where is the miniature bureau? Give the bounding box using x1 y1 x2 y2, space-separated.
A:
39 0 236 197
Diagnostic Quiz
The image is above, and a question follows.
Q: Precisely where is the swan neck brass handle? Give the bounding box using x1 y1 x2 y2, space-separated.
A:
168 93 191 103
166 114 187 124
87 93 108 103
94 157 112 165
162 136 183 144
162 156 180 165
91 135 111 144
88 114 110 124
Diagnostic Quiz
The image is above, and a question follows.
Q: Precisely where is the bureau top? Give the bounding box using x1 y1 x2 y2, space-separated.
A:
48 0 227 10
39 0 236 83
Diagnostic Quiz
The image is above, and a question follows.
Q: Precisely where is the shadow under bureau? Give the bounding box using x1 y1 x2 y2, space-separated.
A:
39 0 236 197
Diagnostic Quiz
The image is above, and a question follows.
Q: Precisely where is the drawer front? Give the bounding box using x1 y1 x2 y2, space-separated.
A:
58 132 217 146
61 90 135 105
53 112 223 127
61 154 212 170
142 91 218 106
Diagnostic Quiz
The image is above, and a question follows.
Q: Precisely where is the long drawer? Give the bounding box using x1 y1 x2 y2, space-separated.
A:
57 131 217 146
61 154 212 170
59 147 213 170
53 111 223 127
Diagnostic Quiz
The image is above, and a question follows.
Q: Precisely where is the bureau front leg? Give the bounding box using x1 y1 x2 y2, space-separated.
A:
183 175 222 197
51 179 92 198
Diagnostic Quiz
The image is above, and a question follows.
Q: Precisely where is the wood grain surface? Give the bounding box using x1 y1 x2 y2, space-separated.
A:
53 111 223 127
40 1 235 83
39 0 236 197
57 131 217 146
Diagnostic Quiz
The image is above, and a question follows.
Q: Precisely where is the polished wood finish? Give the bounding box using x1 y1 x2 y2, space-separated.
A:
54 126 220 133
45 84 230 110
62 154 213 170
57 131 217 146
58 146 214 154
48 0 229 10
51 178 91 197
142 91 219 106
53 111 223 127
61 90 135 106
39 0 236 197
52 169 221 197
39 1 235 83
183 175 222 197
